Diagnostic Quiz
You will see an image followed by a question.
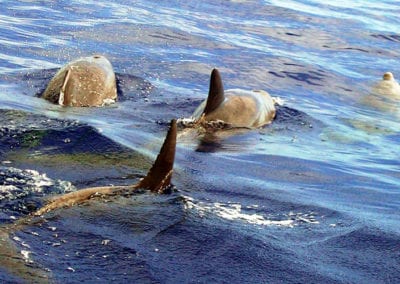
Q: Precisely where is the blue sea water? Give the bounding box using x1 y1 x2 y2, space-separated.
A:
0 0 399 283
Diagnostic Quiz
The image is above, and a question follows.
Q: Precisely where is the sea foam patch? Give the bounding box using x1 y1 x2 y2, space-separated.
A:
183 196 319 227
0 166 75 201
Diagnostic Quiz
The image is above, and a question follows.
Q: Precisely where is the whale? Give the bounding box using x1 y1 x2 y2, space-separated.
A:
371 72 400 98
192 69 276 128
0 119 177 282
41 55 117 107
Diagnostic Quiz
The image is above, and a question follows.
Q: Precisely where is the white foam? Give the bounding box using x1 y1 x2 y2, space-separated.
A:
183 196 318 227
21 250 32 263
272 96 285 106
0 185 19 200
101 239 111 245
12 237 33 263
12 236 22 242
176 117 197 127
0 166 75 201
102 98 116 106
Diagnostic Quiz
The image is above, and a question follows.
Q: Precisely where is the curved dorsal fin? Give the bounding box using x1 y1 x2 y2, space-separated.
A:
138 119 177 193
203 68 224 115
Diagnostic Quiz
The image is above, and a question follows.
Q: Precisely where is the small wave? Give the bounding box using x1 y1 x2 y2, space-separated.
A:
11 236 33 263
0 166 75 201
183 196 319 227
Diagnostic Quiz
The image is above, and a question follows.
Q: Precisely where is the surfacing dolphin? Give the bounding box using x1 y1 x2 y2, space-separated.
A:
191 68 277 128
0 119 177 282
360 72 400 114
371 72 400 98
32 119 177 216
41 55 117 107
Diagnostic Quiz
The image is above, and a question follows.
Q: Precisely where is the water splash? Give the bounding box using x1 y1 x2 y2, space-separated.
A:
0 166 75 202
183 196 319 227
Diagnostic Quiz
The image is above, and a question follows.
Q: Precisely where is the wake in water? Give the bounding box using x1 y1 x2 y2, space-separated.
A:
0 167 70 283
0 167 74 202
183 196 319 227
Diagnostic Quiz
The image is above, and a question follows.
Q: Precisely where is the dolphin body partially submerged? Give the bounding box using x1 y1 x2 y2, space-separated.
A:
192 69 277 128
32 119 177 216
371 72 400 98
41 55 118 107
0 119 177 282
360 72 400 114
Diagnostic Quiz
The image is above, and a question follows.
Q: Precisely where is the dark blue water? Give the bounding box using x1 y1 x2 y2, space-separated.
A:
0 1 399 283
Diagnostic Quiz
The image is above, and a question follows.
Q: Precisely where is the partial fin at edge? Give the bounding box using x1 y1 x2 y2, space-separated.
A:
203 68 224 115
138 119 177 193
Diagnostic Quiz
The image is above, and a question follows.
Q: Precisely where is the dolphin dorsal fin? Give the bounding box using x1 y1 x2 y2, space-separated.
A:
203 68 224 115
138 119 177 193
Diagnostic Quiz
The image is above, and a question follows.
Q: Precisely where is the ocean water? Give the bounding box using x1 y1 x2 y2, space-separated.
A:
0 0 399 283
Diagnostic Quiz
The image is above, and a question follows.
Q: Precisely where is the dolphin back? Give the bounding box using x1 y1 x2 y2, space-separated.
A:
41 55 117 107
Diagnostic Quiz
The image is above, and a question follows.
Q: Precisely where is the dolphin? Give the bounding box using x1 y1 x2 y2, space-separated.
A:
32 119 176 216
371 72 400 98
41 55 117 107
360 72 400 114
192 69 277 128
0 119 177 282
